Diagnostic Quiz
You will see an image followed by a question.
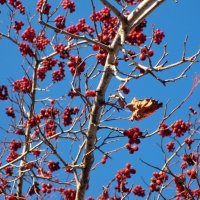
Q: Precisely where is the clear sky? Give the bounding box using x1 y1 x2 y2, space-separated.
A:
0 1 200 199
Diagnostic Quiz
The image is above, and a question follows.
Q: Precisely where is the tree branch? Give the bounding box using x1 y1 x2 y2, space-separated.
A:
75 0 165 199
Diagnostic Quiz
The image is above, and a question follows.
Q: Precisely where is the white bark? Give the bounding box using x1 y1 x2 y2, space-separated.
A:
75 1 165 199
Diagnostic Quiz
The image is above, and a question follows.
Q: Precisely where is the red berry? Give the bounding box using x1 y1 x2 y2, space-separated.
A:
139 53 146 61
153 29 165 44
62 0 75 13
148 49 154 57
166 141 175 152
54 15 66 29
37 0 51 15
132 185 145 197
85 90 96 97
132 145 139 151
92 44 100 51
50 99 56 104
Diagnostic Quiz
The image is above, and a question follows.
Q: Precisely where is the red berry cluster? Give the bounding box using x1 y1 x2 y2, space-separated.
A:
8 0 25 14
29 182 40 196
90 7 111 24
6 151 20 162
6 107 15 118
13 21 24 33
9 139 22 151
19 42 34 57
62 0 75 13
0 85 8 100
32 147 41 157
40 106 59 120
24 115 40 128
0 178 10 197
123 127 142 154
15 129 24 135
44 119 57 137
68 87 80 98
159 123 172 137
125 144 139 154
38 168 52 178
36 0 51 15
100 154 108 164
192 189 200 197
52 62 65 82
119 84 130 94
186 168 197 179
153 29 165 44
37 58 57 81
55 15 66 29
91 8 118 44
5 167 13 176
62 188 76 199
54 43 69 59
132 185 145 197
37 67 47 81
76 18 94 36
13 76 32 93
173 174 192 199
96 48 108 66
85 90 96 97
33 32 50 51
182 153 197 166
90 8 120 64
184 138 194 150
66 19 94 37
126 20 146 46
67 55 85 76
41 183 52 193
21 26 36 42
47 160 60 172
43 57 57 70
150 171 168 192
115 163 136 192
99 16 118 43
62 107 79 126
166 141 175 152
139 46 154 61
65 24 79 36
172 119 191 137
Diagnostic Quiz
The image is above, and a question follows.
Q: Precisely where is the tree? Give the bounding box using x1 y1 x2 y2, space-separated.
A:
0 0 199 199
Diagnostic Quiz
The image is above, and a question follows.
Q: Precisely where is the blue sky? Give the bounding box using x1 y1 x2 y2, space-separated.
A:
0 0 200 199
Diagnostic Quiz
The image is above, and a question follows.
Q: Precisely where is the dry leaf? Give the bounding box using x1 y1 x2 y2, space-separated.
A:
126 98 162 121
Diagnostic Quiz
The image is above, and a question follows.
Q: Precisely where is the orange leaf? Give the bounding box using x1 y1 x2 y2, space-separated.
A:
126 98 162 121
